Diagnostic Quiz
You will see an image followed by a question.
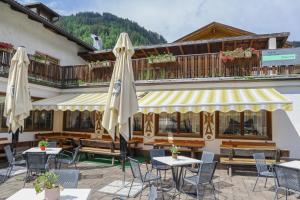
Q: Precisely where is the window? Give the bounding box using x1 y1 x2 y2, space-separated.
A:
156 112 202 137
64 111 95 132
133 113 144 135
34 51 60 65
216 111 271 140
23 110 53 131
0 95 53 132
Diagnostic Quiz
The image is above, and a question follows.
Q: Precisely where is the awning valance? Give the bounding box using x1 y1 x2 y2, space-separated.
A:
138 88 292 113
32 93 108 111
32 88 292 113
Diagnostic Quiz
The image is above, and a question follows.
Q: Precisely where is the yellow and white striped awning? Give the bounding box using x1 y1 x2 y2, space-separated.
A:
138 88 292 113
32 92 146 112
32 88 292 113
32 93 108 111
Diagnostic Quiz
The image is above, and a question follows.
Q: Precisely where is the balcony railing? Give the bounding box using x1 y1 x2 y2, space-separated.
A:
0 49 299 89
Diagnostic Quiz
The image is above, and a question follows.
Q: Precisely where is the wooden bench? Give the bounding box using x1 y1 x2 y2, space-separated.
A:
79 139 121 165
219 141 288 176
145 139 205 158
36 132 91 149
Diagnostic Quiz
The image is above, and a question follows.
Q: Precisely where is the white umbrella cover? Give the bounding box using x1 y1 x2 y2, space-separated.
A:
4 47 32 132
102 33 138 141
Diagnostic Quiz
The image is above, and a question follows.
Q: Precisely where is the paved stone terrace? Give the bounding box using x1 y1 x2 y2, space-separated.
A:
0 161 299 200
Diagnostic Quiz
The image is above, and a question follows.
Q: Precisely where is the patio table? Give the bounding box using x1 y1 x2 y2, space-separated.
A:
279 160 300 170
7 188 91 200
22 147 62 155
153 156 202 197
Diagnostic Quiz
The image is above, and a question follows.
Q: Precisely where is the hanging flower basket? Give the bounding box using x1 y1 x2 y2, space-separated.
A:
89 60 111 70
147 53 176 64
220 47 258 63
0 42 14 52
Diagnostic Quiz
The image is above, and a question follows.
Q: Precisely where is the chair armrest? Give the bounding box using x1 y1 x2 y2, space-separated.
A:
59 153 73 160
61 150 74 156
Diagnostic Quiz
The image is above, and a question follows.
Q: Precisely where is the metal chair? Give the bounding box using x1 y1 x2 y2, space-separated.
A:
52 169 80 188
274 164 300 200
253 153 276 191
128 157 164 200
182 161 217 200
184 151 215 176
149 149 171 179
24 152 50 186
57 146 81 169
47 141 57 148
3 145 26 180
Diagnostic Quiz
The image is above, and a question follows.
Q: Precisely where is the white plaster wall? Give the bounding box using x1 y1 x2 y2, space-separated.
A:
0 2 87 66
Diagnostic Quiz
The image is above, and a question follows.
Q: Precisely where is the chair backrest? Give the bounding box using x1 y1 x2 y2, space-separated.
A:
47 141 57 148
4 145 14 164
71 146 81 163
197 161 217 184
149 149 166 167
53 169 80 188
201 151 214 163
128 157 143 181
274 164 300 192
253 153 269 173
25 152 48 171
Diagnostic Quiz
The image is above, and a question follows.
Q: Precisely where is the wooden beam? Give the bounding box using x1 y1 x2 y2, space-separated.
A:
153 48 159 55
179 46 184 54
165 47 170 54
249 39 253 48
234 41 237 49
221 42 225 51
207 43 210 53
140 49 148 57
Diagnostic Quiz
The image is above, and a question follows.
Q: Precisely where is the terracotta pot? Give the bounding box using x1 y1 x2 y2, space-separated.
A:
40 146 46 151
45 187 60 200
172 153 178 159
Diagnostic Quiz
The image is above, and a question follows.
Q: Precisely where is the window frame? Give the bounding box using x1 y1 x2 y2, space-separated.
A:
132 113 144 136
24 110 54 132
63 111 95 133
155 112 203 138
215 111 272 140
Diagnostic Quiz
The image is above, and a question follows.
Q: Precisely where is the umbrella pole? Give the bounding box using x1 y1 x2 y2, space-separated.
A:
11 128 19 155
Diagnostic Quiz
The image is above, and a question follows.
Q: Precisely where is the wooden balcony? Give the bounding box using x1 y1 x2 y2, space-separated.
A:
0 49 299 89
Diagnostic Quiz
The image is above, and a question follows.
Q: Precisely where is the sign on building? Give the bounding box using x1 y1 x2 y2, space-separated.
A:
262 47 300 66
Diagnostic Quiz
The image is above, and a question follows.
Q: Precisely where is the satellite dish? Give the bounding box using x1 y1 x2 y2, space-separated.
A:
91 34 103 50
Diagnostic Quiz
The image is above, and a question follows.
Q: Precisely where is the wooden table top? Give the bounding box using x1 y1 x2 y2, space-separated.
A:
220 157 278 165
145 140 205 148
220 145 277 151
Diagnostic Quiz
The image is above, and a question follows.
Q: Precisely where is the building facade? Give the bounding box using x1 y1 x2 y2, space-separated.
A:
0 1 300 158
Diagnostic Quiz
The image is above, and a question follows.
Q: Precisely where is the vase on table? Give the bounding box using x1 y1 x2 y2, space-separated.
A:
45 187 60 200
172 153 178 159
40 146 46 151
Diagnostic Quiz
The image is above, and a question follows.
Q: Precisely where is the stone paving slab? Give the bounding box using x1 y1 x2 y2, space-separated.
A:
0 161 299 200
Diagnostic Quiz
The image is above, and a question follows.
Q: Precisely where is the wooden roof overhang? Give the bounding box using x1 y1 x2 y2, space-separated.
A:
79 32 289 62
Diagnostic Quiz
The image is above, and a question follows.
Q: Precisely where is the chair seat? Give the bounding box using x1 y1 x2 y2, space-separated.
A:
184 175 211 185
153 165 171 171
57 158 72 165
143 172 161 182
12 160 26 165
260 171 275 177
185 166 198 174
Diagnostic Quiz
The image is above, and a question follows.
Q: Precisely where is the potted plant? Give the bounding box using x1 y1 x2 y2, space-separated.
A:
170 145 179 159
39 140 48 151
34 172 60 200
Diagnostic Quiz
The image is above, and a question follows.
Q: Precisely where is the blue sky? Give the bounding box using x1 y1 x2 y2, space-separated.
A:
19 0 300 42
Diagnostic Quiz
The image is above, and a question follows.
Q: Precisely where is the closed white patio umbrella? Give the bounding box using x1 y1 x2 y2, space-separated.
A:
102 33 138 194
102 32 138 142
4 47 32 150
